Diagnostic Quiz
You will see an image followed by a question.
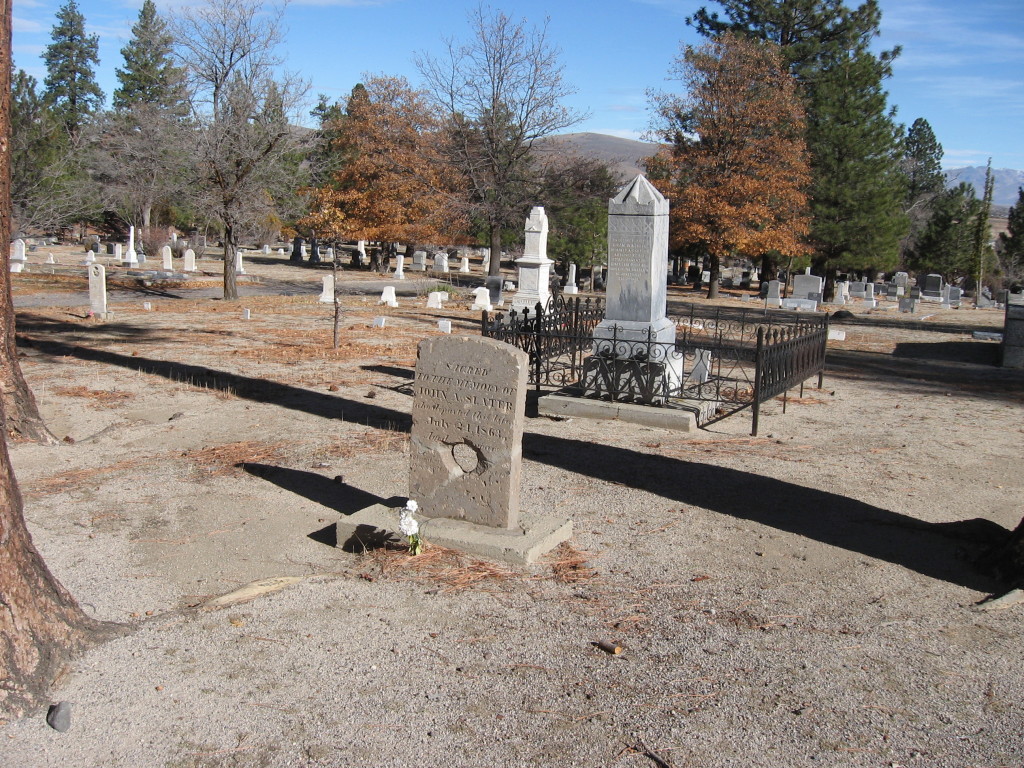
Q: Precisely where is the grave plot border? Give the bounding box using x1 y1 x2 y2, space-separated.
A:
481 291 604 389
482 300 828 435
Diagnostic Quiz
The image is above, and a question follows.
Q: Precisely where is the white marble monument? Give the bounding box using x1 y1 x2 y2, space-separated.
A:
511 206 554 313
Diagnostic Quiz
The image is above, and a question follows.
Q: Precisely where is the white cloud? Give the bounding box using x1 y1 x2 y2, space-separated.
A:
13 16 45 33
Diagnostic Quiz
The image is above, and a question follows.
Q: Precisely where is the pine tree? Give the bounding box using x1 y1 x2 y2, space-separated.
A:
113 0 186 112
688 0 906 290
42 0 104 134
998 187 1024 284
807 49 907 278
899 117 944 264
907 183 979 280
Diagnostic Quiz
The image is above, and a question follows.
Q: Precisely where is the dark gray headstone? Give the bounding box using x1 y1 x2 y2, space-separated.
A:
485 276 503 305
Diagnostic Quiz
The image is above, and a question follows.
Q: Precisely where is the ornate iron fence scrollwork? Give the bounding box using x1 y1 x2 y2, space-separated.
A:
481 298 827 434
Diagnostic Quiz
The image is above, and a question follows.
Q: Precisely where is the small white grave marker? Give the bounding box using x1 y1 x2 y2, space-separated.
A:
379 286 398 307
372 316 386 328
243 308 251 320
427 291 446 309
183 249 196 272
438 319 452 333
319 275 335 303
161 245 173 270
470 286 493 311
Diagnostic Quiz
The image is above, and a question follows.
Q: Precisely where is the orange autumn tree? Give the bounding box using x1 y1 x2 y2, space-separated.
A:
302 75 465 250
647 33 810 298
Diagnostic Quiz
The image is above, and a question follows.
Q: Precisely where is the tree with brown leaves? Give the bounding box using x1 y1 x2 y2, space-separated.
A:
647 33 811 298
302 75 464 252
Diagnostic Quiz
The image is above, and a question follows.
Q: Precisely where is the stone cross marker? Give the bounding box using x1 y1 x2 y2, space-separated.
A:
410 336 528 529
593 175 674 344
88 264 107 315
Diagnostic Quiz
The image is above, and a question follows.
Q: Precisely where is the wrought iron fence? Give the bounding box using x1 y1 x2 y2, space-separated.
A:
481 292 604 388
481 297 827 434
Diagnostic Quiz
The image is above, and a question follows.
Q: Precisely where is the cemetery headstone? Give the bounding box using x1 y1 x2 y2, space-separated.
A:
460 256 470 274
922 273 944 300
319 275 335 303
125 227 138 266
433 251 449 273
485 276 503 306
183 249 196 272
409 335 528 529
411 251 428 271
379 286 398 307
10 239 27 264
395 254 405 279
512 206 554 312
471 287 493 311
563 263 579 295
438 319 452 334
235 249 246 275
427 291 446 309
792 272 823 300
291 236 304 263
88 264 107 315
766 280 782 308
161 245 173 271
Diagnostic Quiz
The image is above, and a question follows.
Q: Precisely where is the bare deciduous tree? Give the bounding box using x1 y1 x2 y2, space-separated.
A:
417 4 585 276
174 0 310 300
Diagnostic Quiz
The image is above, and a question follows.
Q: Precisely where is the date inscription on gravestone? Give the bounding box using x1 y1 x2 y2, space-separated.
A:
410 336 528 529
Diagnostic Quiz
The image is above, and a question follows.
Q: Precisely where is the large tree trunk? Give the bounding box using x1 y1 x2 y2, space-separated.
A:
223 224 238 301
488 222 502 278
0 6 55 446
1 6 117 716
706 253 720 300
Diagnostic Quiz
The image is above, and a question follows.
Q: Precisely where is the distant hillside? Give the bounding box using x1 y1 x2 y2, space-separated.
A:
944 167 1023 207
537 132 659 181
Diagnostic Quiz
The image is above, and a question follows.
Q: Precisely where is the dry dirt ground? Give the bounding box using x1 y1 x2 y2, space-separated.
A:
2 248 1023 767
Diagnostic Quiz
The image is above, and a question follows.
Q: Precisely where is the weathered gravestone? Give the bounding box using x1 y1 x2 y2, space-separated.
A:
290 236 304 263
564 263 579 294
409 336 527 528
161 245 173 271
183 249 196 272
88 263 107 316
511 206 554 313
433 251 449 273
766 279 782 308
336 336 571 562
485 276 503 306
319 275 335 303
379 286 398 307
791 271 823 300
922 273 944 300
470 286 492 311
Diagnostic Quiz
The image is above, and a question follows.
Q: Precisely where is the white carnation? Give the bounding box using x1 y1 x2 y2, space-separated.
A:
405 499 419 513
398 509 419 537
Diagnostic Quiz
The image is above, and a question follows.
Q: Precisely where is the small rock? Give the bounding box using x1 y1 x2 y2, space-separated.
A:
46 702 71 732
365 390 377 399
328 384 339 392
62 435 75 444
168 412 185 421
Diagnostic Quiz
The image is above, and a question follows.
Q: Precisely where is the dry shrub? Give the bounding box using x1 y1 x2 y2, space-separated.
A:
22 457 149 497
52 386 134 408
180 440 290 477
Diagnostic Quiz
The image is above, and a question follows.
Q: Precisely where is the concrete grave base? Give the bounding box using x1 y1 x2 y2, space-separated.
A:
336 504 572 565
538 392 698 432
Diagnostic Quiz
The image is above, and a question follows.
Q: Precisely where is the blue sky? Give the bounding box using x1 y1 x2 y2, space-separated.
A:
11 0 1024 169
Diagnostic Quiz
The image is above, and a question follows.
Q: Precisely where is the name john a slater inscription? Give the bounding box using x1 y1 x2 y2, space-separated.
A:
413 364 517 442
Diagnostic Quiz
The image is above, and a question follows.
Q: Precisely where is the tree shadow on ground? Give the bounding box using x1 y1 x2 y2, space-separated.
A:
893 340 1001 366
826 348 1023 403
21 334 1006 591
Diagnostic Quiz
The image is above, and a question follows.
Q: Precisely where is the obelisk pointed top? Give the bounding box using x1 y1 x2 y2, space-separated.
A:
610 174 669 215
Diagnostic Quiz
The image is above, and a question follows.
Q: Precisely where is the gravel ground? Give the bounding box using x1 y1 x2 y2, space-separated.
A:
2 250 1022 767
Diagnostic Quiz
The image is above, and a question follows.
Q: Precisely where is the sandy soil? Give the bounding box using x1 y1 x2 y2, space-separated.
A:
2 247 1022 767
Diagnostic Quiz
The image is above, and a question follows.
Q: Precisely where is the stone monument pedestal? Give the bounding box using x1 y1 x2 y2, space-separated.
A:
336 504 572 565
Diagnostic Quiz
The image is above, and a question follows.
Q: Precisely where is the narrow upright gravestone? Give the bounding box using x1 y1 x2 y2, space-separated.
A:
88 263 107 316
336 336 571 563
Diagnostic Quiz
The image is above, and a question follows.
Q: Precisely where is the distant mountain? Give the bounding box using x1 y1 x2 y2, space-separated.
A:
537 132 658 181
944 167 1023 207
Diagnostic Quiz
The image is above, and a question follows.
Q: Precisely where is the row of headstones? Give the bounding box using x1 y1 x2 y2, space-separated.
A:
317 275 511 313
756 269 964 312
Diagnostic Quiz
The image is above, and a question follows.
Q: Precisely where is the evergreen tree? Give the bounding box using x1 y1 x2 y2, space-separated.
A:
113 0 186 112
42 0 104 134
807 49 906 278
907 183 979 280
687 0 906 291
899 117 944 264
998 187 1024 284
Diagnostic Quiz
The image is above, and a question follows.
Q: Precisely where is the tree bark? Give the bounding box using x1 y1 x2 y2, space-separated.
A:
1 5 119 716
223 224 238 300
706 253 720 300
0 3 55 446
488 222 502 278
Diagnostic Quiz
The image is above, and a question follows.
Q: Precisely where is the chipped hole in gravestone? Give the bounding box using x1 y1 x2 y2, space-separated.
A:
452 442 479 473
